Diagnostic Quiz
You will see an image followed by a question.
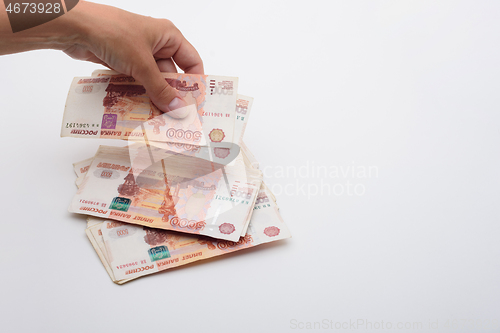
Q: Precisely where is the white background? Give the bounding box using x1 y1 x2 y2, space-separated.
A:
1 0 499 332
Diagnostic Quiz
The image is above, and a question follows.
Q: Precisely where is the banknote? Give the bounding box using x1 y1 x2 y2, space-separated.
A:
233 95 253 146
70 145 263 241
73 142 257 190
90 70 253 145
126 94 252 170
85 182 290 283
73 157 93 188
240 141 260 169
61 73 238 146
68 70 254 168
73 141 266 240
73 140 260 238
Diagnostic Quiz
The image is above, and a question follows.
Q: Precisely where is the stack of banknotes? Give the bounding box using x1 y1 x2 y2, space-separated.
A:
62 70 291 284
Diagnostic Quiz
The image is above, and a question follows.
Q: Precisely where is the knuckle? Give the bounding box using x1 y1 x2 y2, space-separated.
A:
159 18 176 31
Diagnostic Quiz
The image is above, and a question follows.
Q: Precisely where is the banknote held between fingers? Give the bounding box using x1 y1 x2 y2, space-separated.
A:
129 52 190 119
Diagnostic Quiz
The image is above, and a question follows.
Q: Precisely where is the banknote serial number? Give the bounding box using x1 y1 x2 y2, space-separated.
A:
5 3 62 14
65 122 100 129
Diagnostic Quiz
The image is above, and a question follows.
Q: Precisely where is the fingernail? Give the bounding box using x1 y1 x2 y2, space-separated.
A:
167 97 186 111
166 97 191 119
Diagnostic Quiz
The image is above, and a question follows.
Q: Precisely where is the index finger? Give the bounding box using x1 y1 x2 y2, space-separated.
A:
153 31 204 74
172 38 204 74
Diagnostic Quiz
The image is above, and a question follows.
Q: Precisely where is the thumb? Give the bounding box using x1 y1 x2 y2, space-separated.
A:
131 55 188 119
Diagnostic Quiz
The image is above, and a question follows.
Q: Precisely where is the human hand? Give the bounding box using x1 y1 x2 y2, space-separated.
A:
63 1 203 117
0 1 203 117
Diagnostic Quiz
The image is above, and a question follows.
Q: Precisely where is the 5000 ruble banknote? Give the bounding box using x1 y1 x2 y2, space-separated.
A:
85 183 290 283
70 145 263 242
61 73 238 146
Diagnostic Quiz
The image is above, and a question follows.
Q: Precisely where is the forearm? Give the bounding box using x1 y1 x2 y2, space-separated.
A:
0 1 95 55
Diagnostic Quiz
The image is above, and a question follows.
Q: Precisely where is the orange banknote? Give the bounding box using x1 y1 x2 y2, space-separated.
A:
61 73 238 146
85 182 290 283
70 145 263 242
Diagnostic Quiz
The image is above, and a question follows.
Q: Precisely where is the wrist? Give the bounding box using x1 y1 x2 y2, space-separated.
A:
50 1 97 50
